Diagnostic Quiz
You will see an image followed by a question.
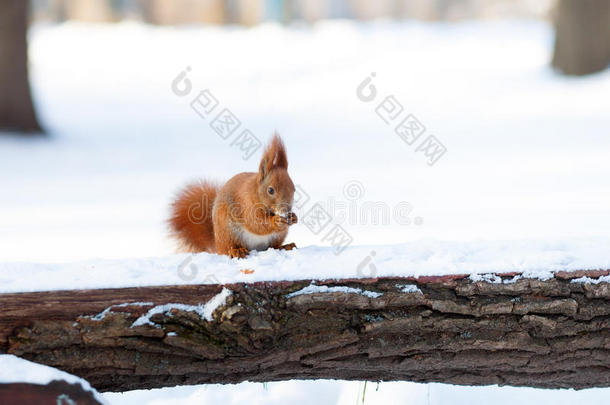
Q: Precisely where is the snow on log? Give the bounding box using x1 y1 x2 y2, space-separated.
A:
2 270 610 392
0 354 107 404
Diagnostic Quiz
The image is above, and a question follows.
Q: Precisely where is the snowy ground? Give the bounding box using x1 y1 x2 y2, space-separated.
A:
1 18 609 404
2 238 610 293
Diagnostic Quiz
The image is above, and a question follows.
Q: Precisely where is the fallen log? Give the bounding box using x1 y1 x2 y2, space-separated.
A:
2 270 610 392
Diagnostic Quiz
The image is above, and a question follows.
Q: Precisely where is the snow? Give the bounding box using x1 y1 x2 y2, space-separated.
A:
131 287 232 326
102 380 610 405
0 238 608 293
571 275 610 285
0 355 109 404
469 273 528 284
1 16 609 405
89 301 153 321
286 283 384 298
396 284 423 294
201 287 233 320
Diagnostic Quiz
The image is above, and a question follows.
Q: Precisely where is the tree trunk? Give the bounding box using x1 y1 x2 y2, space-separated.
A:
0 0 43 133
552 0 610 75
2 270 610 392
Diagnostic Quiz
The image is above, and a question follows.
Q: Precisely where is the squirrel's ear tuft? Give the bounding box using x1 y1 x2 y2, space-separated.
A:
258 133 288 182
270 133 288 169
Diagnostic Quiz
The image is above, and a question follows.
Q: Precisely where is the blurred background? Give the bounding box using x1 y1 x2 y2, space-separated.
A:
1 0 609 259
28 0 552 24
1 2 610 401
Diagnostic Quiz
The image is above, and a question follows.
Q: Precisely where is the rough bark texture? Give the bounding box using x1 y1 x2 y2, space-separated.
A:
552 0 610 75
2 271 610 392
0 0 43 133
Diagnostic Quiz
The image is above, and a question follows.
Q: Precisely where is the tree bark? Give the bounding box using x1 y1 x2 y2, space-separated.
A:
0 0 43 133
2 270 610 392
552 0 610 75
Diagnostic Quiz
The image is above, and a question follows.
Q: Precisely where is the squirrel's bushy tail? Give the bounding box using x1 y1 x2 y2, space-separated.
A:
169 180 220 253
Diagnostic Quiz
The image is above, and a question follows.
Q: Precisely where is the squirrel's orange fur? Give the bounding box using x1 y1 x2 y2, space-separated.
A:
169 134 297 258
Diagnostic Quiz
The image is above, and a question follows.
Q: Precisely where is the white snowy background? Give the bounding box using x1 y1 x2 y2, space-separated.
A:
1 18 610 404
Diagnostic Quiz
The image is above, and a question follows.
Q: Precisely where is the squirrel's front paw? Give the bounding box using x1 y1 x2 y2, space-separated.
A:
271 214 288 231
229 247 249 259
285 212 298 225
279 242 297 251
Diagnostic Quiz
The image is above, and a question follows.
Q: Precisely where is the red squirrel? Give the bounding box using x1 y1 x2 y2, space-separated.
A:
169 134 298 258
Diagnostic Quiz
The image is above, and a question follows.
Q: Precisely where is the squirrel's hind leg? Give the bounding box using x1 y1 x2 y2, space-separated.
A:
229 247 250 259
216 233 250 258
270 234 296 251
273 242 297 251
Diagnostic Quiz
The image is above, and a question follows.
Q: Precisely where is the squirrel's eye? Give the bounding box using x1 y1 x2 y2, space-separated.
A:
268 187 275 195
